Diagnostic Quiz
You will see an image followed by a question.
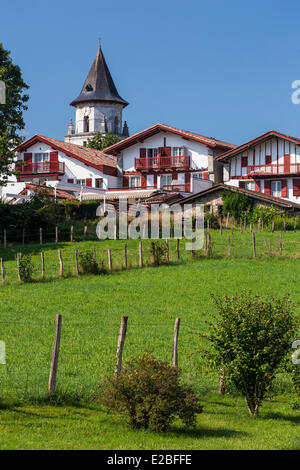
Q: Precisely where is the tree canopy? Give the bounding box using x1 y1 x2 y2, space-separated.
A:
87 132 120 151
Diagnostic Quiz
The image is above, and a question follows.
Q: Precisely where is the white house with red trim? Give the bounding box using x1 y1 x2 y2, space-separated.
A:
0 134 119 202
104 123 236 198
217 130 300 203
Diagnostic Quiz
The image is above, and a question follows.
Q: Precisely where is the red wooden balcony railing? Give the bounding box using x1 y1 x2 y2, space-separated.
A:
107 183 191 193
247 163 300 176
16 162 65 174
135 155 190 171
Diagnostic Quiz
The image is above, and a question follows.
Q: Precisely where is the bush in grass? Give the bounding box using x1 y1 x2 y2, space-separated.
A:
150 241 167 266
207 291 297 418
78 250 106 275
100 351 203 432
18 254 34 282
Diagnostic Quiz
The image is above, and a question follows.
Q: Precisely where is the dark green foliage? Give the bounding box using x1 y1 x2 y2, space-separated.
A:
78 250 106 275
207 291 297 417
100 352 203 432
87 132 120 150
222 189 253 220
18 253 34 282
150 241 167 266
204 211 219 229
0 43 29 138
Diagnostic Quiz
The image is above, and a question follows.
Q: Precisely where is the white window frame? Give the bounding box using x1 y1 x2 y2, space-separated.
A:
245 181 255 191
33 153 49 163
75 179 86 186
147 148 158 158
129 176 141 188
172 147 184 157
271 180 281 197
161 174 172 187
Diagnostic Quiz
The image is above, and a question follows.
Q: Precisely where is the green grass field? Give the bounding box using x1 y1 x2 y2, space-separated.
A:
0 230 300 449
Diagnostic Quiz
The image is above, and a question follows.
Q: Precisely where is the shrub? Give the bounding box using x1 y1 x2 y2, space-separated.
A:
78 250 105 275
150 241 167 266
292 365 300 406
100 352 203 432
18 253 34 282
222 189 253 220
207 291 297 418
204 211 219 229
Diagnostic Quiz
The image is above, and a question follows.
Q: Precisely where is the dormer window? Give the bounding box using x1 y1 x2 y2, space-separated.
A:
85 84 93 92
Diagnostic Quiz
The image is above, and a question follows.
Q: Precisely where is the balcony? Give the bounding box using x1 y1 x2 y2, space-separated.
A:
107 183 191 193
135 155 190 172
16 162 65 175
247 163 300 177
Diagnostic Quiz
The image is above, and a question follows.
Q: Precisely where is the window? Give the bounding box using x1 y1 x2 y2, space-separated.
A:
129 176 141 187
172 147 184 157
161 174 172 187
95 178 103 189
75 179 85 186
147 148 158 158
245 181 255 191
83 116 89 133
271 180 281 197
85 84 93 92
34 153 48 163
192 173 203 180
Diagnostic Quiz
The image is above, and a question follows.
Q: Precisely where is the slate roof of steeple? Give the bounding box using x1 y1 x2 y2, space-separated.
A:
70 46 128 107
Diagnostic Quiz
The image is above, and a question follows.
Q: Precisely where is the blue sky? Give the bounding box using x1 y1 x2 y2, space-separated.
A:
2 0 300 145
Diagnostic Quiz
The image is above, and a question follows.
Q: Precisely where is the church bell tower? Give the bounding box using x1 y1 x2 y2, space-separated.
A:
65 44 129 146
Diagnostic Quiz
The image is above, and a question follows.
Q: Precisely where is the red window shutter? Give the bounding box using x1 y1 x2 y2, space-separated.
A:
24 152 32 163
203 172 209 180
265 155 271 165
239 181 245 189
141 174 147 188
86 178 92 187
158 147 165 156
185 173 191 191
67 179 74 184
264 180 271 195
50 151 58 162
241 156 248 168
281 180 287 197
140 148 146 158
123 176 129 187
293 179 300 196
254 180 260 192
153 174 157 187
164 147 171 156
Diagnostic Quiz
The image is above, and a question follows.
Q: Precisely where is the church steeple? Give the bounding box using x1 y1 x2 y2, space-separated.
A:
70 45 128 108
65 44 129 146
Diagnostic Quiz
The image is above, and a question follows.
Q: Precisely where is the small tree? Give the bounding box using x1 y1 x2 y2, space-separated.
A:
100 351 203 431
149 241 167 266
87 132 120 150
207 291 297 418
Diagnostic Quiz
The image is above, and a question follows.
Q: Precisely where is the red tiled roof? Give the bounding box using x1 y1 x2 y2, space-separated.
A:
176 183 300 210
23 183 77 200
14 135 117 174
216 130 300 162
104 123 237 155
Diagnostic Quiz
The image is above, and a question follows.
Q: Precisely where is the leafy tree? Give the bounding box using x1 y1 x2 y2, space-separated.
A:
222 189 253 220
0 129 16 186
87 132 120 150
207 291 297 418
0 43 29 139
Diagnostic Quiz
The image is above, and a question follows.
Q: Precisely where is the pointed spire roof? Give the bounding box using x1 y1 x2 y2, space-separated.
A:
70 45 128 108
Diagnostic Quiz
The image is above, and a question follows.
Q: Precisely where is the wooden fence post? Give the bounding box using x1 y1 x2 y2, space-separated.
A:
58 249 63 277
258 218 261 232
40 227 43 245
172 317 180 367
108 248 112 271
262 213 264 231
240 219 242 234
226 212 229 230
114 315 128 379
220 218 222 235
124 244 127 269
22 228 25 246
227 236 231 257
41 252 45 279
139 240 143 268
17 253 21 282
244 213 247 231
48 314 62 397
252 232 256 258
272 217 274 233
294 216 297 232
231 220 233 235
280 232 282 256
284 217 286 233
3 230 7 249
207 219 210 234
75 249 79 276
1 258 4 285
55 226 58 244
165 239 169 262
176 238 180 259
219 369 226 394
250 220 253 233
83 225 87 241
70 225 73 242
